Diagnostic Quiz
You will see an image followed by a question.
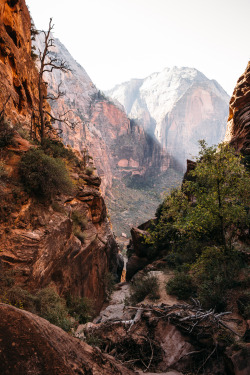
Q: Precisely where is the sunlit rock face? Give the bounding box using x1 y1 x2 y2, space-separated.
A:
0 0 40 125
106 67 230 168
225 61 250 155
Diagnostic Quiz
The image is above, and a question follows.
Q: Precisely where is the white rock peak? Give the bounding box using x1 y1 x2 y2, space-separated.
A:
106 66 230 167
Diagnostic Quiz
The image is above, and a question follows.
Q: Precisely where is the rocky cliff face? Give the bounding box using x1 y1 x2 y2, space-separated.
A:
0 133 118 313
107 67 230 169
0 0 39 125
225 61 250 156
0 0 119 314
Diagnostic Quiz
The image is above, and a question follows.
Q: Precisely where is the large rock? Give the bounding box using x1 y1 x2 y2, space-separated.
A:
225 61 250 156
0 0 40 125
0 303 135 375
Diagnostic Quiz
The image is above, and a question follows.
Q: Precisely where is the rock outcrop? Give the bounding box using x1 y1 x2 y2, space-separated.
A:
0 135 118 313
225 61 250 156
0 303 134 375
107 67 230 169
0 0 39 125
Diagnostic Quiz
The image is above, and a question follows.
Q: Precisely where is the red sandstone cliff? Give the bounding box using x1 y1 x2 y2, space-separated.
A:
0 135 118 313
0 0 118 314
225 61 250 156
0 0 39 125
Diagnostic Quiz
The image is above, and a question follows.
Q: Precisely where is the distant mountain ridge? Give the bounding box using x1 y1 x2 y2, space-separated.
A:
106 66 230 168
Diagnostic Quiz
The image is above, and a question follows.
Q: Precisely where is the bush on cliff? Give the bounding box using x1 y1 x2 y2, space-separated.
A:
191 246 243 310
166 272 196 300
19 148 73 199
0 118 15 148
128 274 160 304
36 288 72 331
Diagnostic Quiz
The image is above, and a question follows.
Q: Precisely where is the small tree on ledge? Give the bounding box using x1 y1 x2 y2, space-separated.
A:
36 18 77 143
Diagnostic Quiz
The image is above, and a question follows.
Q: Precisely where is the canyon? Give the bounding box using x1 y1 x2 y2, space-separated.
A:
0 1 249 374
35 36 231 237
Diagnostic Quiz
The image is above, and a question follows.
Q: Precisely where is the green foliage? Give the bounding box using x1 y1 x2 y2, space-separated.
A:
73 228 86 243
128 275 160 305
192 246 243 310
72 210 87 243
72 210 87 230
19 148 73 199
41 138 78 164
149 142 250 253
1 286 37 312
36 288 71 331
0 161 7 180
85 332 103 347
181 141 250 247
237 292 250 319
85 166 94 176
0 118 15 147
166 272 196 300
66 295 93 324
104 272 116 301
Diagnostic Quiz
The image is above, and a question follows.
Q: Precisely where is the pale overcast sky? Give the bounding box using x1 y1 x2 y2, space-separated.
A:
26 0 249 95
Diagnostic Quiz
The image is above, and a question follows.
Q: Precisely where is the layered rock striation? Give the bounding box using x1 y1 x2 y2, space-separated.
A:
0 303 134 375
107 67 230 169
0 135 118 313
0 0 39 124
225 61 250 156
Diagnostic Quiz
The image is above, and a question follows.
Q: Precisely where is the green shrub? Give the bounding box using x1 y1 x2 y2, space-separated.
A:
72 210 87 230
166 272 196 300
164 253 183 268
0 118 15 147
19 148 73 199
72 210 87 243
73 228 86 243
85 332 103 347
36 287 72 331
85 166 94 176
104 272 116 301
2 286 37 312
129 275 160 305
66 295 93 324
237 292 250 319
192 246 243 310
0 161 7 180
41 138 78 163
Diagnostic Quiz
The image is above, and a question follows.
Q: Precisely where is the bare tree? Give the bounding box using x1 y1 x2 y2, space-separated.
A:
36 18 77 142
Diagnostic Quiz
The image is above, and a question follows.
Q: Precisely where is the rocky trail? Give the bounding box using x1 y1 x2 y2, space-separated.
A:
74 268 249 375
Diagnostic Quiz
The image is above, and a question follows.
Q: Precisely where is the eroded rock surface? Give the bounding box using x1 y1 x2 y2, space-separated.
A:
0 0 40 125
0 136 118 314
0 303 135 375
225 61 250 156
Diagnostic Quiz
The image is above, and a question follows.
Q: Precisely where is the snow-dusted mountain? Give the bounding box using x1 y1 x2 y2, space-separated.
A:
106 67 230 168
